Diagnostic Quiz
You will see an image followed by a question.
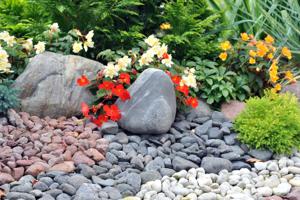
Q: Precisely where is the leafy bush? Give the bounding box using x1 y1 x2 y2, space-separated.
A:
0 80 20 115
234 91 300 154
160 0 220 60
184 57 251 105
0 0 50 37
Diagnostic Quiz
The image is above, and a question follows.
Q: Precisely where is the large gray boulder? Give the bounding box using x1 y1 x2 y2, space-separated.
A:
117 68 176 134
13 52 103 118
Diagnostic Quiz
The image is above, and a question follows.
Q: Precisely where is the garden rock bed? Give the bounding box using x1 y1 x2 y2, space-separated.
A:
1 109 291 200
0 109 108 183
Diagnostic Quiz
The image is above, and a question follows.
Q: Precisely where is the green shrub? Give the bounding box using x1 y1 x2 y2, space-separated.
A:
0 80 20 115
234 91 300 154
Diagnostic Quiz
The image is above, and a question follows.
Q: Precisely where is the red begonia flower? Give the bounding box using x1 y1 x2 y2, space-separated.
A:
176 85 189 96
103 104 121 121
98 81 115 90
81 102 90 117
185 97 198 108
171 75 181 85
118 73 131 85
77 75 90 86
162 53 169 59
92 114 108 126
112 84 131 101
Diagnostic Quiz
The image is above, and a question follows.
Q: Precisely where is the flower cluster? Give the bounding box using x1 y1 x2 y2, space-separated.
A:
77 70 131 126
139 35 173 67
77 34 198 126
72 30 94 53
167 70 198 108
0 31 16 47
0 46 12 73
219 33 296 93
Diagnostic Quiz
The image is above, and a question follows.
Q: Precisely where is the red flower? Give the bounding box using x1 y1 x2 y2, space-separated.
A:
176 85 189 96
112 84 131 101
171 75 181 85
81 102 90 118
103 104 121 121
92 114 108 126
77 75 90 86
98 81 115 90
162 53 169 59
185 97 198 108
118 73 131 85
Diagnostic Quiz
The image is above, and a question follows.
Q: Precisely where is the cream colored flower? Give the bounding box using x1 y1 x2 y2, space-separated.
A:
181 68 197 88
83 30 94 52
116 55 131 71
72 42 83 53
161 54 173 67
0 31 16 47
145 35 160 47
22 38 33 51
151 43 168 58
34 41 46 54
0 61 11 73
104 62 119 79
0 31 10 41
74 29 83 37
139 52 153 66
50 23 60 33
0 49 9 61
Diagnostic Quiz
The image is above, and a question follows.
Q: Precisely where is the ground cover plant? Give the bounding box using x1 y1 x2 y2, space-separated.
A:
234 90 300 154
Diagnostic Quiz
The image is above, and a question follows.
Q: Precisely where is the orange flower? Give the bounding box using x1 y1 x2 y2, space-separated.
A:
185 97 198 108
112 84 130 101
282 47 292 59
249 57 256 64
98 81 114 90
77 75 90 86
171 75 182 85
92 114 108 126
81 102 90 118
219 52 227 61
249 50 256 57
176 85 189 96
240 33 249 41
103 104 121 121
265 35 274 44
220 41 231 51
118 73 131 85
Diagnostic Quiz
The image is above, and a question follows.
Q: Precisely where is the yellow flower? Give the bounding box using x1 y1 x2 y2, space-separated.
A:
265 35 274 44
240 33 249 41
282 46 292 59
72 42 83 53
219 52 227 61
220 41 231 51
256 41 268 57
274 83 281 91
34 41 46 54
249 50 256 57
249 57 256 64
270 46 276 52
285 70 295 82
160 22 172 30
267 53 273 59
139 51 154 66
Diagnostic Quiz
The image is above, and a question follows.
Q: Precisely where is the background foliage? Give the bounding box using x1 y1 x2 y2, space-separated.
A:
207 0 300 60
